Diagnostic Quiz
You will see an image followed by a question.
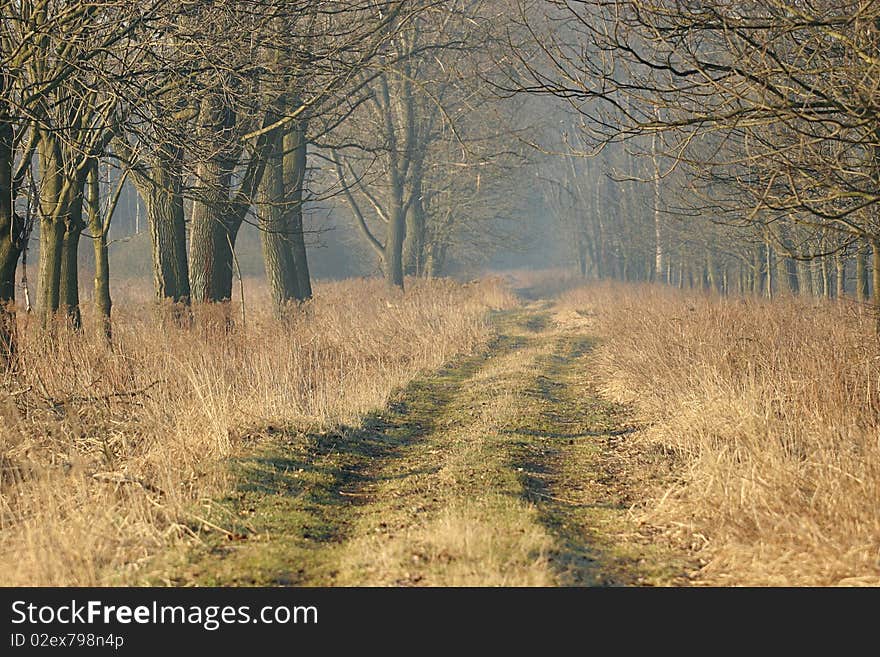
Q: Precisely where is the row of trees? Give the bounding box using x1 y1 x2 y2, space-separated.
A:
21 0 865 373
327 2 530 284
545 127 874 301
0 0 536 366
515 0 880 317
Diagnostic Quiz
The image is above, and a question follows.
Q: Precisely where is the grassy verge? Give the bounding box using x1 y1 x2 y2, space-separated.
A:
0 277 516 585
559 283 880 586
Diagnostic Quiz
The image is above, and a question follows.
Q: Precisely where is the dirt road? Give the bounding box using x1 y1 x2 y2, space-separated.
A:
152 302 689 586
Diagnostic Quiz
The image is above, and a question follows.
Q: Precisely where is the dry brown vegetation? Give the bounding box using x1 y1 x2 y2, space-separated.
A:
0 277 515 586
559 283 880 585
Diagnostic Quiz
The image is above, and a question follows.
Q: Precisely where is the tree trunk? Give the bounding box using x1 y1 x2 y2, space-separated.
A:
857 245 870 302
809 260 822 297
594 202 605 279
652 165 663 281
189 155 235 304
35 128 87 330
147 191 191 314
0 108 21 364
37 132 64 327
189 92 238 306
821 257 831 298
836 253 845 299
284 119 312 300
403 157 426 278
87 162 111 340
385 205 406 290
59 191 84 330
784 257 799 295
427 241 447 278
260 126 301 318
647 110 664 283
404 194 426 277
706 253 717 292
0 239 18 365
873 241 880 336
754 245 766 296
142 149 191 316
214 230 237 303
37 217 63 326
798 260 813 296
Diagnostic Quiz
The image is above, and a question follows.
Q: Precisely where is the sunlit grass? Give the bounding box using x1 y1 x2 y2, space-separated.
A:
0 276 516 585
560 283 880 585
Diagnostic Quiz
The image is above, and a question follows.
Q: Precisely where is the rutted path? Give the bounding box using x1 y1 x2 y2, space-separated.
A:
151 303 688 586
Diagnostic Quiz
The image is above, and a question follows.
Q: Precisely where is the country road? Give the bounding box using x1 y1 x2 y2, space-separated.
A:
152 300 690 586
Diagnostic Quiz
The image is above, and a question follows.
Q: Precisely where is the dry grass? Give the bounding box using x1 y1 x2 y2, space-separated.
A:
333 335 558 587
559 283 880 585
0 276 516 586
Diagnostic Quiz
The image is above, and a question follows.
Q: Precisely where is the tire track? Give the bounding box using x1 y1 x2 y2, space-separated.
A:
154 304 688 586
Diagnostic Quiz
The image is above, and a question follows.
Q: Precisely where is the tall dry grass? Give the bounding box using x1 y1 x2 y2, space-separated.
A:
0 276 516 586
560 283 880 585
